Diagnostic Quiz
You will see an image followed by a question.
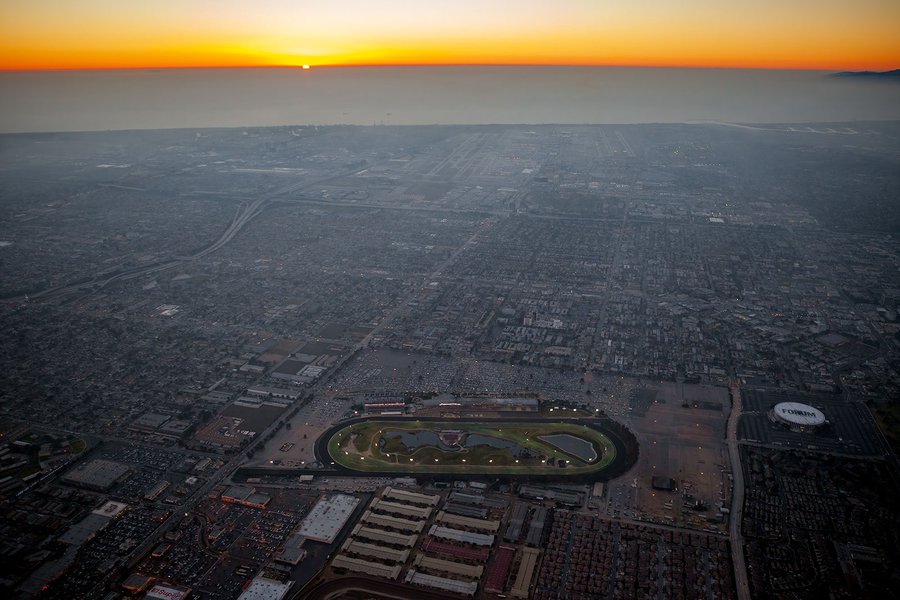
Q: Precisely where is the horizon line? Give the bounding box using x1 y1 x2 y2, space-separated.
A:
2 62 891 74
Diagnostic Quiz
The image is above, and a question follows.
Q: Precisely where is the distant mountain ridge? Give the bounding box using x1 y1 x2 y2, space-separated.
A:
831 69 900 81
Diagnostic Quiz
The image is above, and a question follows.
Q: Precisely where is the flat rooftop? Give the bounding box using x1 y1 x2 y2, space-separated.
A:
62 459 129 490
237 577 292 600
297 494 360 543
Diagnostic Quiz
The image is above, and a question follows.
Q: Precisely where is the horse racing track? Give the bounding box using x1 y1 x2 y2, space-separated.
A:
316 416 638 481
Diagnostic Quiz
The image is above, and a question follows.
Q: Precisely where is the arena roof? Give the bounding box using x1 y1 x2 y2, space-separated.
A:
773 402 826 427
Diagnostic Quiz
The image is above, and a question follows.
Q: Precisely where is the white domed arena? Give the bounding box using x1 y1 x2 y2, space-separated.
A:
769 402 826 432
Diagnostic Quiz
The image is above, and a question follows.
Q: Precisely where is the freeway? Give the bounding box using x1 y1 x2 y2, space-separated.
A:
3 169 363 303
727 383 751 600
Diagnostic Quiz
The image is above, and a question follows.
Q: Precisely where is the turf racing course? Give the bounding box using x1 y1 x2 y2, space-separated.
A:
316 416 637 481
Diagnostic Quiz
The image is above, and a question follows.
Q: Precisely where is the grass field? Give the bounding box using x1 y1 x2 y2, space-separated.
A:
326 419 618 475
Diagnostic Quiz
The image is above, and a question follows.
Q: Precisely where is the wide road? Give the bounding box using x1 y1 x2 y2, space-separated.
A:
727 383 751 600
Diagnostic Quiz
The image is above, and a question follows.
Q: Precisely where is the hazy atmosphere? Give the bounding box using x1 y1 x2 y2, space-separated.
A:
2 66 900 133
1 2 899 600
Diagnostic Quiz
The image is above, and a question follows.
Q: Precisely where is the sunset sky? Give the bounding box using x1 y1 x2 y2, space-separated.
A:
2 0 898 71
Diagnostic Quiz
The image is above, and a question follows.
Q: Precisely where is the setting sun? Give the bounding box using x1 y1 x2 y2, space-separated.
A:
1 0 898 71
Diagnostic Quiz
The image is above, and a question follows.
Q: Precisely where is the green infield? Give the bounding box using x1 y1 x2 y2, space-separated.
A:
325 419 618 475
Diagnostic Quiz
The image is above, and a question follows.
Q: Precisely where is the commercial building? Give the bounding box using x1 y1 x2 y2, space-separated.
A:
61 459 129 491
273 533 307 566
120 572 153 594
221 486 271 509
297 494 360 544
236 576 292 600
